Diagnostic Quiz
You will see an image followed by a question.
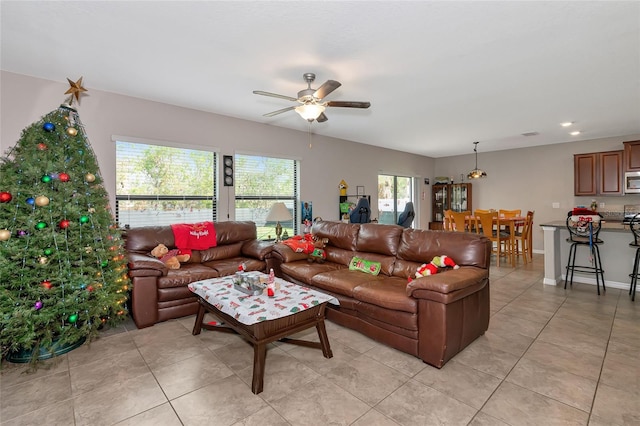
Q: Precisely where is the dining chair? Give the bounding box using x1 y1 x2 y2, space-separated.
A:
514 211 534 264
449 210 471 232
499 209 521 218
499 209 522 239
527 210 535 261
471 209 491 232
476 211 511 267
443 209 454 231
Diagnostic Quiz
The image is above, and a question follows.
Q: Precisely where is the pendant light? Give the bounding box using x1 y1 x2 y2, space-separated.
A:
467 141 487 179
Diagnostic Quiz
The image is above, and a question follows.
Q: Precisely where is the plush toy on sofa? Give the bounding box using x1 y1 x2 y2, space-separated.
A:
431 255 460 270
150 244 190 270
408 255 460 282
308 236 329 263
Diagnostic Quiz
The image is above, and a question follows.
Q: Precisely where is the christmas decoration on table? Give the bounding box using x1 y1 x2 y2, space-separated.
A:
0 77 130 365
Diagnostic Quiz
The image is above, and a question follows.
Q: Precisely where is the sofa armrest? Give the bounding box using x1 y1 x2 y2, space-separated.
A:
270 243 310 263
406 266 489 304
241 240 274 260
127 252 168 276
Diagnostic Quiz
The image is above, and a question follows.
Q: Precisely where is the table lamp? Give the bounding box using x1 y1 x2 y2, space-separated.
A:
266 202 292 242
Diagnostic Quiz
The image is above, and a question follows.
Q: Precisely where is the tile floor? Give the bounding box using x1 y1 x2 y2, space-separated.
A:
1 254 639 425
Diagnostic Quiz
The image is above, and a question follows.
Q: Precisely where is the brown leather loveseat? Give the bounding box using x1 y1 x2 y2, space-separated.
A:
125 221 273 328
269 221 492 368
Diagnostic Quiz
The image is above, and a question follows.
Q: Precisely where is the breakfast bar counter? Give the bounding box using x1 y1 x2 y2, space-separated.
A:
541 221 633 290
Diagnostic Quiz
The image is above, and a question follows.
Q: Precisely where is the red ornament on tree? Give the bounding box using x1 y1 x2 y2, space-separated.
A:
0 192 12 203
59 173 70 182
42 280 53 290
37 143 48 151
59 219 70 229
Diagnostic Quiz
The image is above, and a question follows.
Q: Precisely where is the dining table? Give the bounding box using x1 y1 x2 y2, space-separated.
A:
461 214 526 267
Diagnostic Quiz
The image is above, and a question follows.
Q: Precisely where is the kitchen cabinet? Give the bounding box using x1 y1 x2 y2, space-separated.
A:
624 140 640 172
574 150 623 196
429 183 472 230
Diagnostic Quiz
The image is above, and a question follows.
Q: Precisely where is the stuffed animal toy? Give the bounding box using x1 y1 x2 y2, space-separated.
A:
415 262 438 278
150 243 189 270
431 255 460 270
308 236 328 263
408 255 460 282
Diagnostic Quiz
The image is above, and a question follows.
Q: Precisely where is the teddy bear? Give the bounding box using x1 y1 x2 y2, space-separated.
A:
150 244 190 270
308 236 328 263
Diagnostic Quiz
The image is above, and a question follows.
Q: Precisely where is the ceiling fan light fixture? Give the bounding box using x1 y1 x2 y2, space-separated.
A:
467 141 487 179
295 104 325 121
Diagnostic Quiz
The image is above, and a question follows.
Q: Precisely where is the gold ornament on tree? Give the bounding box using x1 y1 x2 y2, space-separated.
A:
35 196 50 206
0 229 11 241
85 173 96 183
66 127 78 136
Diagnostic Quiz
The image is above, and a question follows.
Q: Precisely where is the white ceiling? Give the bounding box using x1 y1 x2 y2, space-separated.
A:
2 1 639 158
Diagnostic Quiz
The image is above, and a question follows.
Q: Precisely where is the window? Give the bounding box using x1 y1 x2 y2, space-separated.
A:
378 174 415 225
234 154 299 239
115 139 216 228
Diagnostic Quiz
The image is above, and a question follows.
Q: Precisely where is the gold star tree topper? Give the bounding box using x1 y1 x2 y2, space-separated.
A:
64 77 88 105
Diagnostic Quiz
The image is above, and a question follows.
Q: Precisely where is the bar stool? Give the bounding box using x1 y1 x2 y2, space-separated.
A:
564 211 605 295
628 213 640 301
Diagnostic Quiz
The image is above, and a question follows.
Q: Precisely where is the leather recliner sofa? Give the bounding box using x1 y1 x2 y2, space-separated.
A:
125 221 273 328
269 221 492 368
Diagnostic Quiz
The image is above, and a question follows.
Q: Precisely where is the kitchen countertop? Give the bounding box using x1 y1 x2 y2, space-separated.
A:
540 221 629 233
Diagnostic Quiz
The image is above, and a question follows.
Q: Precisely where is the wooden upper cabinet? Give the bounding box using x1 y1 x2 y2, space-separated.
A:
599 151 623 195
624 140 640 171
574 150 623 196
574 153 597 196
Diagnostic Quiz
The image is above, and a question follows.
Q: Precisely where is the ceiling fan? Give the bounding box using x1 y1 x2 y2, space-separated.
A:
253 73 371 122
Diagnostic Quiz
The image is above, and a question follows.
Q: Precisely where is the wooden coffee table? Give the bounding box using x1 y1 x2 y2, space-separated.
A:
190 275 335 394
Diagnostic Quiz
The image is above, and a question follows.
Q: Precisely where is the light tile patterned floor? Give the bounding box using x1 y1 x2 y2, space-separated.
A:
1 254 639 425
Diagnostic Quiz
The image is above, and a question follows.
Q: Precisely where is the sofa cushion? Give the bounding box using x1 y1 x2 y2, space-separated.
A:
312 221 359 251
195 242 243 263
356 223 403 256
352 277 417 314
157 264 219 289
205 257 266 277
281 260 342 283
311 270 385 298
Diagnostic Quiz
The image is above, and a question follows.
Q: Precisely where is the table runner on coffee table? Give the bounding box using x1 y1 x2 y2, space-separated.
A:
188 275 338 325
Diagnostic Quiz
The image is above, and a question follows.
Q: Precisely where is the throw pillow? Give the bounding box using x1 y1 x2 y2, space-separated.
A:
349 256 382 276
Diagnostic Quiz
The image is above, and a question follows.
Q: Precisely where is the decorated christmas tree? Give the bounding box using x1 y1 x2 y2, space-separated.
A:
0 78 130 364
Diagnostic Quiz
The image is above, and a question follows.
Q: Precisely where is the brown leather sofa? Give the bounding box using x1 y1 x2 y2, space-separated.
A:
269 221 492 368
125 221 273 328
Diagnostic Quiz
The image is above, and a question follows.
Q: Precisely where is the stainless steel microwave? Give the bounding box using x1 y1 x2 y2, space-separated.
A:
625 171 640 193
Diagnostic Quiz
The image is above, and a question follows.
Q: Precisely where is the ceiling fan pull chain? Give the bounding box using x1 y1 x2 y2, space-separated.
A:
308 121 312 149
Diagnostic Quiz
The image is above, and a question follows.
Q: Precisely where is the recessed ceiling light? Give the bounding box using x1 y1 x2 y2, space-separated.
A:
561 122 573 127
570 131 581 136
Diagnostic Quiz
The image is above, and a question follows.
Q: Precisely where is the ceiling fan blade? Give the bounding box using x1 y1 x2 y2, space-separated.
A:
253 90 298 102
263 106 296 117
313 80 341 100
326 101 371 109
316 112 328 123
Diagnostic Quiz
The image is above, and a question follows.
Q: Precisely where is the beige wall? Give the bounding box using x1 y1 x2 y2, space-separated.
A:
0 71 434 227
435 136 640 252
3 71 640 253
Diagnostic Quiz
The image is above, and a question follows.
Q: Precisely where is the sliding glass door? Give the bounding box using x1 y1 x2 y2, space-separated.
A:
377 175 415 225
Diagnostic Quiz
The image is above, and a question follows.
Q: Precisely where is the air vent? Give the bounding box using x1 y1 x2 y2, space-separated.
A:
521 131 539 137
